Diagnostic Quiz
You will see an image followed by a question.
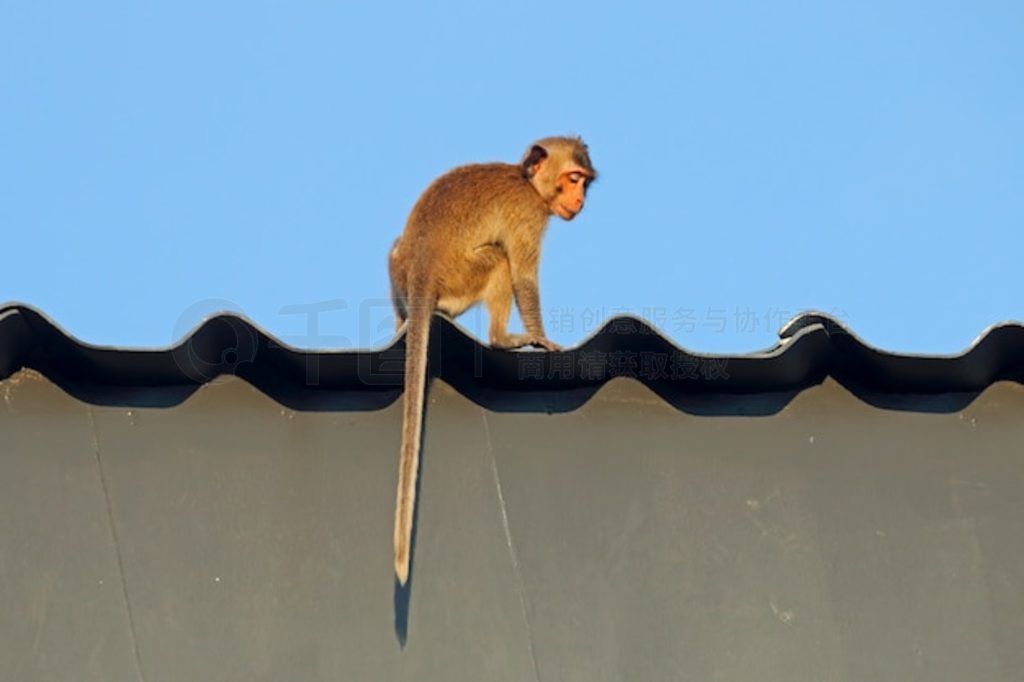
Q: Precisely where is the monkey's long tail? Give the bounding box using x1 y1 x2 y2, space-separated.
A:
394 299 432 586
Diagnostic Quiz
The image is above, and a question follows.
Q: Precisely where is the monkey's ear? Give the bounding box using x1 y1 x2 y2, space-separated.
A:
522 144 548 178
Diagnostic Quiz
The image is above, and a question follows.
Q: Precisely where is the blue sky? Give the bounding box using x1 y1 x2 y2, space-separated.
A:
2 2 1022 354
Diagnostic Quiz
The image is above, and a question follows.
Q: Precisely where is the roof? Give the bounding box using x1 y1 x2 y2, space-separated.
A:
3 302 1024 411
4 302 1024 679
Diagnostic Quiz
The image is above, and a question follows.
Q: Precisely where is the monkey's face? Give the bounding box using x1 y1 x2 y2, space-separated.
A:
551 167 592 221
522 138 596 221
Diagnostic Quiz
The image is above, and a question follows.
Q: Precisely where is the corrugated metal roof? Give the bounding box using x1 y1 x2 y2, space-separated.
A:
3 302 1023 410
5 305 1024 679
5 349 1024 680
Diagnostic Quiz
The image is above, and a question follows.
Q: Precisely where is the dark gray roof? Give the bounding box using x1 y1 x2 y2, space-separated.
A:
5 304 1024 680
3 302 1023 411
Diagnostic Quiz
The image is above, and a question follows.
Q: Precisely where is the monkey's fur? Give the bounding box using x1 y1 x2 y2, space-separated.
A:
388 137 596 585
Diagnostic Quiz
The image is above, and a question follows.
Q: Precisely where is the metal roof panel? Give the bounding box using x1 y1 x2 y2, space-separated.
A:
3 302 1024 411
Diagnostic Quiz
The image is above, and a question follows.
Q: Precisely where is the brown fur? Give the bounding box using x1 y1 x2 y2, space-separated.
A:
388 137 596 585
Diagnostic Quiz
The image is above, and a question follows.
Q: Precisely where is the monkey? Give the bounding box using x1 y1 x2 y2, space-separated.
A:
388 136 597 585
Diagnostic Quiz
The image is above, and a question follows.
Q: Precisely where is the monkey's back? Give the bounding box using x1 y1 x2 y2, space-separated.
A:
401 163 548 255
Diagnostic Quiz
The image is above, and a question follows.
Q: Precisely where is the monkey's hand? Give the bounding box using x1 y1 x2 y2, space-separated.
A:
491 334 561 351
530 337 561 352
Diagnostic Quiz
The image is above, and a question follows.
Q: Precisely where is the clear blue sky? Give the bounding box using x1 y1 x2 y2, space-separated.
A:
3 2 1022 354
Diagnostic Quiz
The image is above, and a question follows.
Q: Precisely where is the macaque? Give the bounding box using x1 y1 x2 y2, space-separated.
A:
388 136 597 585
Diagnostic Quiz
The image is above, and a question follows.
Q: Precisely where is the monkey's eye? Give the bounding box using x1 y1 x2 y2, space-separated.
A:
568 172 584 184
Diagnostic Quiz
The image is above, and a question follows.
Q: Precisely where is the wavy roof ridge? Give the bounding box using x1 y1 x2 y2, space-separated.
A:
3 302 1024 397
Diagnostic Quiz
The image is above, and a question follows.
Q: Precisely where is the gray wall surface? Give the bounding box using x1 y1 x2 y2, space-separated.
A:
2 369 1023 681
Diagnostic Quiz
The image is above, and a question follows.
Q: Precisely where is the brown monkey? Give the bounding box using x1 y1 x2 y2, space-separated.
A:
388 136 597 585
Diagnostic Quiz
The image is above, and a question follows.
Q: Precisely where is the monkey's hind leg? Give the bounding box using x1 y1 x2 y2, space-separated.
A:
391 285 409 334
389 248 409 333
483 255 519 348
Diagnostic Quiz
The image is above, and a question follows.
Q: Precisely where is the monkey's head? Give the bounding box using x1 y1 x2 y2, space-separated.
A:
521 137 597 221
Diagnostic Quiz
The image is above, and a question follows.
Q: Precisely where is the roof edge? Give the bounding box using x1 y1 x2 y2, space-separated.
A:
3 302 1024 398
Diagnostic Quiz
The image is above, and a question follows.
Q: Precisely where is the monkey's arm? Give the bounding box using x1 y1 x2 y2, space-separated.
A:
513 277 545 336
507 245 560 351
